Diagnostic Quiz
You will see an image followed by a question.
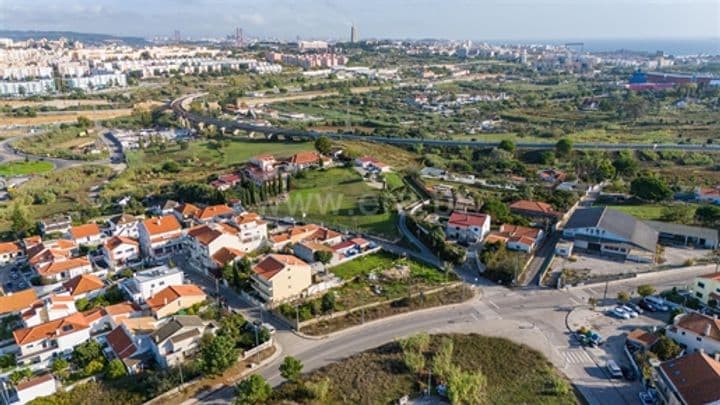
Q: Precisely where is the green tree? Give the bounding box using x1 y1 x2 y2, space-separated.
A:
555 138 573 157
9 368 32 385
497 139 516 153
76 116 93 128
218 312 247 346
314 250 333 264
613 152 639 177
403 350 425 375
651 335 683 361
617 291 631 303
10 203 32 237
106 359 127 379
695 205 720 227
447 366 487 405
306 377 332 402
314 136 332 155
661 205 695 223
201 334 238 375
432 337 455 382
84 359 105 376
51 358 70 380
279 356 304 382
72 340 103 368
637 284 656 297
321 292 336 313
399 332 430 353
631 176 672 202
235 374 271 404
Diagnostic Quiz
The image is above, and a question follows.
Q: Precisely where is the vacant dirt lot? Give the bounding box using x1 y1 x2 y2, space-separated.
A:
0 109 132 126
0 99 111 108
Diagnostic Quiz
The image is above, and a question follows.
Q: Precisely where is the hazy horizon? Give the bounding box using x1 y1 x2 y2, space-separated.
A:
1 0 718 43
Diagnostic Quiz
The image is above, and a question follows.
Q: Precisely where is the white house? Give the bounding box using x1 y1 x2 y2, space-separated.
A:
0 241 24 265
139 215 184 261
667 312 720 356
107 214 142 239
13 313 91 369
102 236 141 270
249 154 276 172
120 266 184 304
355 156 391 173
485 224 544 253
35 257 93 283
232 212 268 252
15 374 58 404
149 316 214 369
69 223 105 246
21 294 78 327
446 211 491 243
186 223 246 274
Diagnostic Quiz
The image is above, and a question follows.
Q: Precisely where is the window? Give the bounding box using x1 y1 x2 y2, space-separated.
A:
696 337 702 342
696 292 703 299
698 282 706 289
681 331 686 335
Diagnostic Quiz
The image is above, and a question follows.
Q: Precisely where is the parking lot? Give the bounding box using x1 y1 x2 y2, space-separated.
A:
0 263 31 293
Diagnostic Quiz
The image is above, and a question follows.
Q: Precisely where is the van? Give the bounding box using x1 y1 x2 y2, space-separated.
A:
644 296 669 311
606 360 623 379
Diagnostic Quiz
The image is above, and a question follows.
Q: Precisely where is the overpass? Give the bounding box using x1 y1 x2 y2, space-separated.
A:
171 94 720 152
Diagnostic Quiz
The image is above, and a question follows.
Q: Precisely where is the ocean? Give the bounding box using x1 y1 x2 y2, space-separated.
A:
489 38 720 57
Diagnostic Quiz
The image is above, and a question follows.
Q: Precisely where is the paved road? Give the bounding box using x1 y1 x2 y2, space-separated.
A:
395 210 442 268
188 264 717 405
172 94 720 152
0 134 111 169
522 231 561 286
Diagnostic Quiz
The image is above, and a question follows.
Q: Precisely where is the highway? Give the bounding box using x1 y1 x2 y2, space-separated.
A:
171 93 720 152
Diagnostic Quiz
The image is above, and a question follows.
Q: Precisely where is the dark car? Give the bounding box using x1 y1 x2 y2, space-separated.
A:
639 300 657 312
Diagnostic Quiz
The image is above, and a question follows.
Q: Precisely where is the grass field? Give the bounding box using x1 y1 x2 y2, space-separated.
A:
0 160 54 176
259 167 398 238
383 172 404 191
272 334 577 404
330 251 442 282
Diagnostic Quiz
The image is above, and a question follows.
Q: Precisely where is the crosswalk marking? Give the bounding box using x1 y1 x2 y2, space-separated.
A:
563 350 592 365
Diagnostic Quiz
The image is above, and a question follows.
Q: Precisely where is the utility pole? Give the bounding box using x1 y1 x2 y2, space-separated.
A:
427 369 432 396
603 280 609 302
295 305 300 330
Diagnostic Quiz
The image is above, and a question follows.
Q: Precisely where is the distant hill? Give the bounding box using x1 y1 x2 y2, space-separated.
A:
0 30 148 46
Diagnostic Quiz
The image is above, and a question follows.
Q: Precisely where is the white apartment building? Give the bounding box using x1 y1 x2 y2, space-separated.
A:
65 72 127 91
139 215 184 261
0 79 56 96
120 266 184 304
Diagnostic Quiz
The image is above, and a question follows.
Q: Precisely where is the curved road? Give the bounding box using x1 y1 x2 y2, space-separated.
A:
172 93 720 152
0 132 115 171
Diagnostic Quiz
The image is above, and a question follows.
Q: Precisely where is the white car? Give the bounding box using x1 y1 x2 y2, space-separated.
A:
621 305 639 318
610 307 631 319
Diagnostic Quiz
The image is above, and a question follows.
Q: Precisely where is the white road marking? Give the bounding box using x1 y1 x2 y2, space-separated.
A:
569 297 580 305
487 300 500 310
563 349 592 364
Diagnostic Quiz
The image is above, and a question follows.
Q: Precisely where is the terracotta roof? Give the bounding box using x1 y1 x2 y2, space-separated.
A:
235 212 264 225
698 187 720 197
0 288 38 315
253 154 275 162
70 223 102 240
0 241 22 255
174 203 200 217
15 373 54 392
187 225 223 246
104 236 139 252
63 274 104 297
81 307 106 323
700 272 720 281
309 227 341 242
106 326 137 359
499 224 541 238
253 254 308 280
660 352 720 405
195 204 233 220
675 312 720 341
105 301 141 316
485 234 508 244
23 235 42 248
212 247 245 267
299 240 333 252
13 312 89 345
448 211 490 227
331 240 355 251
142 215 181 236
510 200 562 217
146 285 206 310
350 237 369 246
37 257 91 276
109 213 138 225
289 151 320 165
626 328 659 348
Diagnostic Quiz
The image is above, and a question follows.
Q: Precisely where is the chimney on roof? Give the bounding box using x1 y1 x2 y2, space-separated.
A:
164 297 168 306
706 323 713 337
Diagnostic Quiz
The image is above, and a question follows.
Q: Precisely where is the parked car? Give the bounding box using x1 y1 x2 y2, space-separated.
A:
626 302 644 314
588 332 604 346
18 281 27 289
639 391 657 405
639 300 657 312
610 307 631 319
644 296 669 312
606 360 623 378
621 305 639 318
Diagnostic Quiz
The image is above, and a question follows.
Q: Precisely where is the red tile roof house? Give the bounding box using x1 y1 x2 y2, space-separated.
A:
538 169 567 183
62 274 105 301
146 284 207 319
655 352 720 405
139 215 183 261
446 211 491 243
0 241 24 265
192 204 235 224
35 256 93 283
485 224 545 253
287 151 321 171
355 156 391 173
13 312 91 368
509 200 563 221
210 173 242 191
185 223 247 275
69 223 105 246
251 254 312 304
102 236 141 271
105 324 152 374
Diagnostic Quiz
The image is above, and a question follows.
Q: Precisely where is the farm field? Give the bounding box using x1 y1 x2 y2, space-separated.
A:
0 161 54 176
0 108 132 126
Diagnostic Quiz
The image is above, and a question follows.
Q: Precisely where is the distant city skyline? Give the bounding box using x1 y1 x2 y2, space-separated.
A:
1 0 718 43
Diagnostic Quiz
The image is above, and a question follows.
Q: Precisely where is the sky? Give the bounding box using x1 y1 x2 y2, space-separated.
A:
1 0 718 41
